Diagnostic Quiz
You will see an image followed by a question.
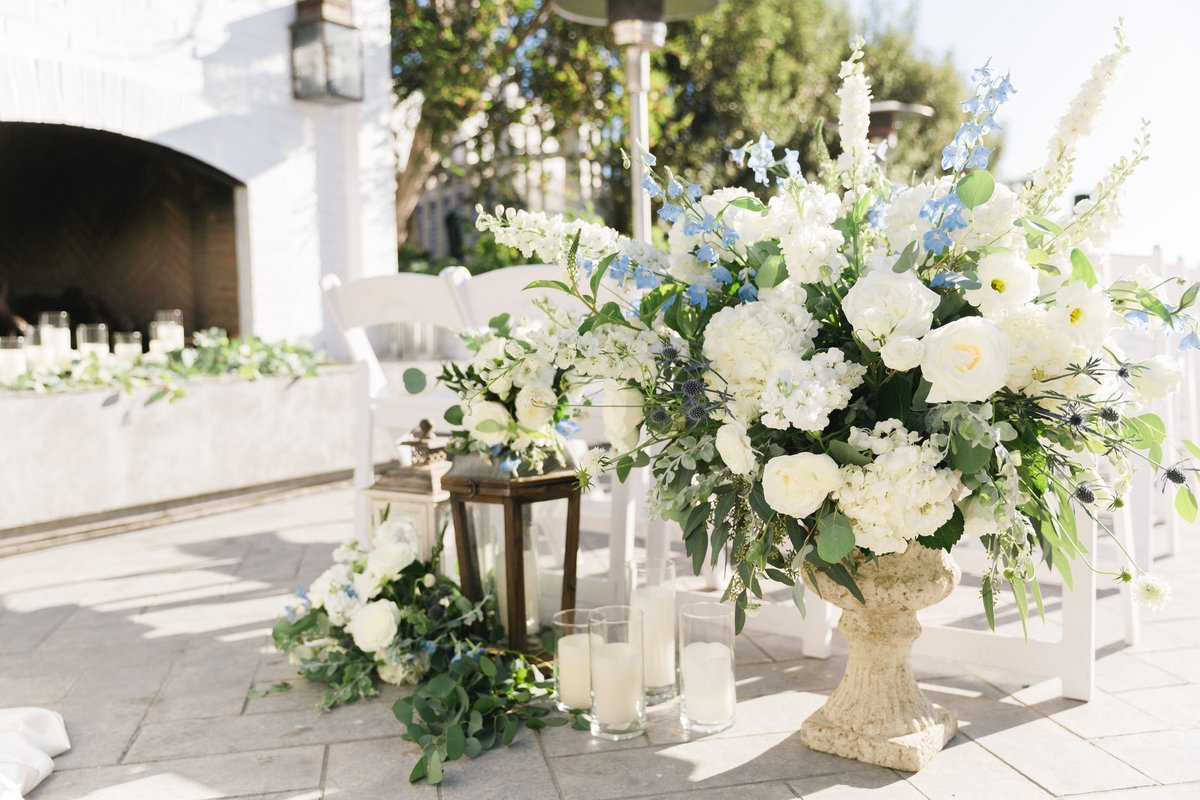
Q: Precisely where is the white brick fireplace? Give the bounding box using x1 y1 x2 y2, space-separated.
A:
0 0 397 347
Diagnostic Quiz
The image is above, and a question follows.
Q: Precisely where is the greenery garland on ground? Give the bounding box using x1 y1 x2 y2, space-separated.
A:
272 515 568 785
4 327 323 402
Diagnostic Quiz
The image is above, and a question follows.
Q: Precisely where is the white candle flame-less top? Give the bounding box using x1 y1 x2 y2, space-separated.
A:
555 632 601 710
630 583 676 688
680 641 736 725
0 349 26 383
591 641 643 726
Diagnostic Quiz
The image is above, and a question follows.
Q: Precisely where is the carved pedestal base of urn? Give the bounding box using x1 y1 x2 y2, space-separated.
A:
800 543 960 772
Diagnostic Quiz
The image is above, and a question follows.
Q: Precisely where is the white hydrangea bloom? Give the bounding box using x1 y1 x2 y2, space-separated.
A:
759 349 866 432
763 179 845 283
702 282 820 422
834 423 961 554
883 179 950 254
308 563 361 626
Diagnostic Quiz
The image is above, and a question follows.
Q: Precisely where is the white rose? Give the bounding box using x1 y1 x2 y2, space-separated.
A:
372 518 417 550
462 400 513 447
920 317 1010 403
965 253 1039 318
346 599 401 654
842 269 939 351
762 453 841 519
960 496 1003 538
515 383 558 428
378 660 421 686
716 420 757 475
1131 355 1183 402
602 383 644 454
880 336 924 371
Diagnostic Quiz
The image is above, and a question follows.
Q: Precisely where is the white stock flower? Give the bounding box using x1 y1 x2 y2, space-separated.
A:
602 383 644 454
462 400 513 447
965 253 1039 318
1130 355 1183 402
1050 281 1119 349
715 420 757 476
762 453 841 519
702 282 819 422
515 383 558 428
1130 574 1172 612
346 599 401 654
880 337 924 371
841 269 939 351
760 350 866 432
921 317 1010 403
764 180 844 283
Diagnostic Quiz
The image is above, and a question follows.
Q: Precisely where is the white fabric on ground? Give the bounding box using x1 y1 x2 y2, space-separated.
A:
0 709 70 800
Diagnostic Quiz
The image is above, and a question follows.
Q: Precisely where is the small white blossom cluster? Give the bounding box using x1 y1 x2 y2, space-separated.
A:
566 322 661 385
308 519 420 630
702 281 819 422
763 179 845 283
834 421 962 554
1130 574 1172 612
760 349 866 432
835 41 877 190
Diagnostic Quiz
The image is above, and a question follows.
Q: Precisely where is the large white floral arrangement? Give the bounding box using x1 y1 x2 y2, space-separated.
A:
475 29 1195 628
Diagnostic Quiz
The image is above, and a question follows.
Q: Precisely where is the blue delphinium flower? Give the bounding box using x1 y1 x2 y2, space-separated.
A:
710 264 732 285
642 175 662 198
489 444 503 457
609 253 632 282
722 227 740 248
686 182 702 201
685 283 709 310
694 244 718 264
1125 310 1150 330
499 455 522 474
924 228 953 255
659 203 684 223
644 152 657 166
555 419 579 437
781 148 802 177
940 63 1016 176
966 145 992 170
581 258 595 276
747 132 776 185
633 263 660 290
730 145 748 167
667 180 684 199
1181 330 1200 350
683 213 717 237
737 283 758 302
422 640 438 655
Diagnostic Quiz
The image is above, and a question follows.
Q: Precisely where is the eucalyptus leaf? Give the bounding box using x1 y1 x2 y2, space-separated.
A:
1069 248 1098 288
1177 486 1198 523
815 512 855 563
402 367 428 394
956 169 995 210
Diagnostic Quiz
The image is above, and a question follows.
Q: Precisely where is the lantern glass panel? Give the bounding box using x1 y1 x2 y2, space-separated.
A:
324 20 364 100
291 21 327 99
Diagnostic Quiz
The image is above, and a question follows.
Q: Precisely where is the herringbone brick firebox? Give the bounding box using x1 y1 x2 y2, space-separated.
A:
0 122 241 337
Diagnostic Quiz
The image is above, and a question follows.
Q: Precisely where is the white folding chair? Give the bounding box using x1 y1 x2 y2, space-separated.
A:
320 271 467 536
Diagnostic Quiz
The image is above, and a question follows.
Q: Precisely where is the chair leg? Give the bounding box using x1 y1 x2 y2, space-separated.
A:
1060 521 1097 701
1118 502 1141 646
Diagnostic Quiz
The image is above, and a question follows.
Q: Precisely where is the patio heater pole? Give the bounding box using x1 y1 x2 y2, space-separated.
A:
551 0 718 242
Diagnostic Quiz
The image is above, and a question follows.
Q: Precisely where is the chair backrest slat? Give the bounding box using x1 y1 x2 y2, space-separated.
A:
446 263 582 328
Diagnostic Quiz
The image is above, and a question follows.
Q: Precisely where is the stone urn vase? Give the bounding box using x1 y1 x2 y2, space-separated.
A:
800 543 960 772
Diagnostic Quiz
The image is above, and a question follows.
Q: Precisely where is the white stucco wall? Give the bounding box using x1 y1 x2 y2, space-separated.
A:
0 0 397 348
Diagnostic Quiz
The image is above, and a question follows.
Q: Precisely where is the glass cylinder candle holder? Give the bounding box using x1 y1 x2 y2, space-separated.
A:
22 327 55 372
37 311 72 369
0 336 27 385
151 309 186 351
678 601 737 734
588 605 646 741
76 323 110 358
112 332 143 366
627 558 677 704
553 609 600 713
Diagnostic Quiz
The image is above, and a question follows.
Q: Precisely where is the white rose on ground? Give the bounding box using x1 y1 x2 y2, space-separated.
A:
515 383 558 428
1130 355 1183 402
346 599 401 654
920 317 1010 403
716 420 757 475
602 383 644 454
960 496 1004 538
762 453 841 519
462 400 513 447
880 336 924 371
841 268 939 351
965 253 1039 318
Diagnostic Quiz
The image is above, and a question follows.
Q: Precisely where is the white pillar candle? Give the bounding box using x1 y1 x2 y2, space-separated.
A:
591 641 642 725
630 583 675 688
113 343 142 366
78 342 109 359
40 326 72 370
22 344 53 372
154 322 185 351
493 548 541 635
555 632 601 710
0 349 27 384
680 641 736 725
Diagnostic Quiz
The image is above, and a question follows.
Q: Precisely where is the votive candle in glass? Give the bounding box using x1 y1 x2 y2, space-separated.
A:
553 609 600 712
588 605 645 740
22 327 55 372
678 601 736 734
151 309 186 351
627 558 677 704
0 336 27 385
76 323 109 358
112 331 143 366
37 311 72 369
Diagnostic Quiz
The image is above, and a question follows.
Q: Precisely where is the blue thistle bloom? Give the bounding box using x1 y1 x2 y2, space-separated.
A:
695 244 719 264
633 264 660 290
344 585 358 599
685 283 709 310
737 283 758 303
710 264 732 285
686 182 702 201
667 180 684 199
659 203 684 223
642 175 662 198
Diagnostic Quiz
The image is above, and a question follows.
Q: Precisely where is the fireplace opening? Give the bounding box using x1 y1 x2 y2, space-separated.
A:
0 123 244 343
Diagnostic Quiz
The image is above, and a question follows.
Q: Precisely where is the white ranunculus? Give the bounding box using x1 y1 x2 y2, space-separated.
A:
462 400 513 447
716 420 757 475
515 383 558 428
921 317 1010 403
762 453 841 519
880 336 924 371
602 383 644 454
346 599 401 654
1131 355 1183 402
841 269 939 351
965 253 1039 318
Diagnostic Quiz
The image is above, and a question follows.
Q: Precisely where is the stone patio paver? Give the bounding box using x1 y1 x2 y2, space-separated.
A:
1 485 1198 799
